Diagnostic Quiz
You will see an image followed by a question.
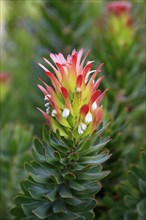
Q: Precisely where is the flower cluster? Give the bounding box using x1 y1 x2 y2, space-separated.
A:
38 49 107 139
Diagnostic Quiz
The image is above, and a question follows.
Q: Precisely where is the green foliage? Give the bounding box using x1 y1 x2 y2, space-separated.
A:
109 148 146 220
11 125 111 220
35 0 99 56
0 124 32 220
91 2 145 218
0 0 43 133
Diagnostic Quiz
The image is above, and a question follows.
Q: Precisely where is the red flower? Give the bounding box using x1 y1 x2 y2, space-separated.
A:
106 1 131 16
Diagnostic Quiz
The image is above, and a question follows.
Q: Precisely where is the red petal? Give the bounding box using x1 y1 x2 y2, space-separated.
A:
80 104 89 116
90 90 101 105
56 62 66 76
72 53 77 66
88 63 104 86
96 89 108 105
92 106 103 131
37 84 49 96
92 76 104 92
76 75 82 88
81 49 90 67
82 63 92 79
61 87 68 99
46 71 61 89
38 78 54 95
37 108 52 128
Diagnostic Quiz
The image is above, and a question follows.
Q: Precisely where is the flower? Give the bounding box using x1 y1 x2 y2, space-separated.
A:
105 1 133 27
0 72 10 83
106 1 131 16
0 72 10 102
38 49 107 139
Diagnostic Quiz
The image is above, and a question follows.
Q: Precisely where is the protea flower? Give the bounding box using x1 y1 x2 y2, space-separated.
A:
11 50 111 220
106 1 133 27
106 1 131 16
0 72 10 102
38 49 107 139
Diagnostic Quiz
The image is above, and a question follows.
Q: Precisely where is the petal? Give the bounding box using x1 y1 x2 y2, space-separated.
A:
43 58 62 82
92 106 103 131
89 90 101 106
96 89 108 106
37 84 50 97
80 104 89 116
80 49 90 68
61 87 68 99
38 63 49 72
92 76 104 92
87 63 104 87
82 62 93 80
46 71 61 89
37 108 52 128
38 78 54 96
76 75 82 89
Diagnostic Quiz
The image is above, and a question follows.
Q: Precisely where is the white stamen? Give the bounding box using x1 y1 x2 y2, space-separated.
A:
62 108 70 118
51 109 57 117
85 112 93 123
81 123 87 130
45 102 50 107
78 124 84 134
92 102 97 110
78 123 87 134
44 96 48 100
76 87 81 92
46 107 50 114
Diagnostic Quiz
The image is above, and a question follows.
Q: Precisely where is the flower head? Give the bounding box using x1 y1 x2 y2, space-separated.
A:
106 1 131 16
105 1 133 27
0 72 10 102
38 49 107 139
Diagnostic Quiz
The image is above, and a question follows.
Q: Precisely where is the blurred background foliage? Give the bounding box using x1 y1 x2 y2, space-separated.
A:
0 0 145 219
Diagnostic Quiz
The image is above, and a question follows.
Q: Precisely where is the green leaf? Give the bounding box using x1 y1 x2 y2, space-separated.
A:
60 185 73 198
80 151 111 165
54 151 61 161
124 195 139 208
53 200 67 213
76 170 110 181
68 152 79 161
22 202 41 216
124 210 137 220
137 199 146 216
69 180 86 191
32 203 51 219
77 139 91 153
45 187 58 202
28 186 49 200
34 138 44 155
139 179 146 194
86 137 110 155
10 207 25 218
140 152 146 174
62 171 76 180
128 171 139 189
